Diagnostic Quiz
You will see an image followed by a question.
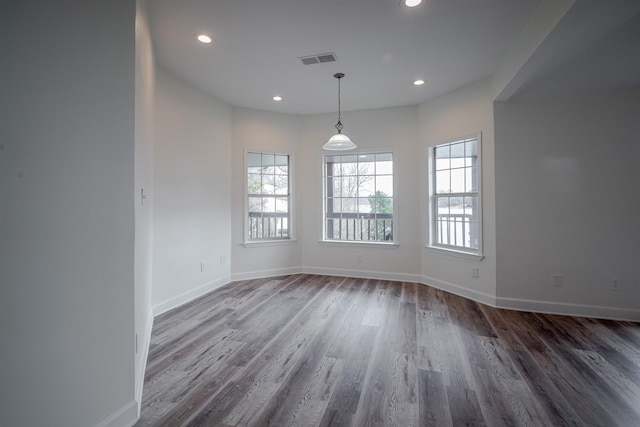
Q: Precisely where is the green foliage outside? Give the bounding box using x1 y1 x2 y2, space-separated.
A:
368 190 392 240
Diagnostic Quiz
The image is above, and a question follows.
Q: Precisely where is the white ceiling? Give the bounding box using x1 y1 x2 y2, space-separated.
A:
147 0 640 115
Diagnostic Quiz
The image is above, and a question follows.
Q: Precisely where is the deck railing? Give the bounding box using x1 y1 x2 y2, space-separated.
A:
436 213 478 249
325 213 393 242
248 212 289 240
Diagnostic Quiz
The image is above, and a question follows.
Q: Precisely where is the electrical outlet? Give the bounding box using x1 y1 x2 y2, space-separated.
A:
553 274 563 287
472 267 479 278
356 253 363 263
200 261 205 272
220 255 226 265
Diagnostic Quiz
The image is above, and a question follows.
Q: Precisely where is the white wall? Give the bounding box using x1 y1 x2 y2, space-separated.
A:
0 1 137 426
152 68 232 313
231 108 303 279
299 106 422 280
134 0 155 412
418 79 497 303
494 87 640 319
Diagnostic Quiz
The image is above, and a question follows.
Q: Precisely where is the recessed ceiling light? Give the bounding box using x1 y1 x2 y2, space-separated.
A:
273 96 282 101
196 34 213 44
404 0 423 7
414 79 425 86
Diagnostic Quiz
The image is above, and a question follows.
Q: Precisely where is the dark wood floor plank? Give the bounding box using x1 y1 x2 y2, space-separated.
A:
446 386 486 427
136 275 640 427
352 279 402 427
385 353 419 426
418 369 452 426
508 311 623 427
318 325 378 427
480 306 586 427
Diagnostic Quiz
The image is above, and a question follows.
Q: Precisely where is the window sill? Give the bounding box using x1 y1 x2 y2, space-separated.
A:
319 240 399 248
243 239 298 248
425 245 484 261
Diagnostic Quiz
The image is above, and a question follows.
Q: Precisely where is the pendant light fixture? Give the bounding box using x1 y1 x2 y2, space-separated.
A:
323 73 357 151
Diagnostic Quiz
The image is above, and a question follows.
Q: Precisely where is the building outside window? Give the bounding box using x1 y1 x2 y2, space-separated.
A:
246 151 290 241
323 151 394 243
429 135 482 256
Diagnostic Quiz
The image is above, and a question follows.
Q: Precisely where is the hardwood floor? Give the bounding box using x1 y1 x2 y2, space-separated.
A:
136 274 640 426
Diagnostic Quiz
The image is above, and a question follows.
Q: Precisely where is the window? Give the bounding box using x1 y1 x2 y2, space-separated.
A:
429 135 482 255
246 152 290 241
323 151 394 243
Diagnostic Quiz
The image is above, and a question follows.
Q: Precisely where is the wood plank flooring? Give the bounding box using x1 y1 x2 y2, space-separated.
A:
136 274 640 426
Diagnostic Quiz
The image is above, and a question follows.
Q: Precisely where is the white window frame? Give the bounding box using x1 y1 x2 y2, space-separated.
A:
322 149 397 245
244 150 295 245
427 134 483 259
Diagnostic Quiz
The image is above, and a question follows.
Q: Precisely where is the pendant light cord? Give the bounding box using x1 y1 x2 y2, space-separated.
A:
334 73 345 134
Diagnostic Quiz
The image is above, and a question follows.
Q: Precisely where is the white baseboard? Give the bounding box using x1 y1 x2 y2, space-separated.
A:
419 274 497 307
303 266 422 284
495 296 640 322
230 266 302 282
153 275 231 317
95 400 138 427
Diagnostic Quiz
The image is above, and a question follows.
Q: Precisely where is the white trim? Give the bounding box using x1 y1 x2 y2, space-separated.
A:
153 275 231 317
242 238 298 248
303 266 421 283
419 274 496 307
230 266 301 282
135 310 154 415
94 400 138 427
318 240 399 248
495 296 640 322
424 245 484 261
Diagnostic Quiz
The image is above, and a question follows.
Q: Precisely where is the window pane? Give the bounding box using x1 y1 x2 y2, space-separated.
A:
248 173 262 194
450 142 465 158
248 196 263 213
435 170 450 194
375 175 393 196
465 139 477 157
451 157 465 169
274 174 288 195
275 197 288 213
464 196 478 220
262 153 275 166
373 197 393 214
342 198 358 213
341 161 358 176
262 173 275 195
450 168 465 193
247 152 262 167
435 145 450 170
465 166 477 192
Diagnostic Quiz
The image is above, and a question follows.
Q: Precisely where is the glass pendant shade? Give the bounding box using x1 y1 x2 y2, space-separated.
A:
323 133 356 150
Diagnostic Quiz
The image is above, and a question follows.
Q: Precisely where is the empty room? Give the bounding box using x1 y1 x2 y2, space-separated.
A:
2 0 639 426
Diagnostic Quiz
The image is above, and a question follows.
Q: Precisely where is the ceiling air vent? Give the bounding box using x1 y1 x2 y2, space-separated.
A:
299 52 337 65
